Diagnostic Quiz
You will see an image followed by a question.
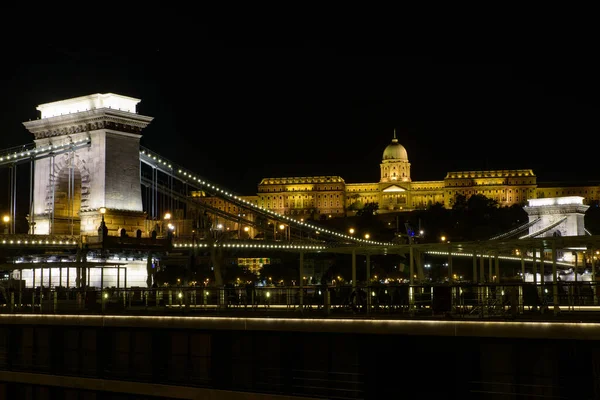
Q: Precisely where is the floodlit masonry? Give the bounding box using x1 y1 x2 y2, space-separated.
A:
22 93 153 235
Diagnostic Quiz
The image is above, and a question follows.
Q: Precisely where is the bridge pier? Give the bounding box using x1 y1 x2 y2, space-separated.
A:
472 252 477 283
532 248 537 285
593 249 598 305
494 252 499 283
409 246 414 285
351 249 356 289
552 241 559 315
416 249 425 281
366 254 371 313
479 251 485 282
408 247 414 314
540 248 546 310
299 251 304 309
447 246 452 282
520 248 525 282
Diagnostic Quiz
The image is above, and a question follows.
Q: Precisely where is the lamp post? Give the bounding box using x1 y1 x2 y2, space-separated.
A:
99 207 108 238
349 228 355 236
163 212 171 236
2 215 9 234
279 223 285 241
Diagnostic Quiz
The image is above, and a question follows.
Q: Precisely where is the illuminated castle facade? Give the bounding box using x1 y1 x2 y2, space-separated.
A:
198 132 600 219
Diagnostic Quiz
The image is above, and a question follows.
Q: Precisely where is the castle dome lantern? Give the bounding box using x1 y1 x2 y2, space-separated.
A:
382 130 408 162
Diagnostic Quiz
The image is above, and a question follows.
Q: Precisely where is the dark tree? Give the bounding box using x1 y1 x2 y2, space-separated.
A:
356 202 379 217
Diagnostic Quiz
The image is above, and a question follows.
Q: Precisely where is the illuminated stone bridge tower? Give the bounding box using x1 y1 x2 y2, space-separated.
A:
523 196 589 238
22 93 153 235
523 196 589 263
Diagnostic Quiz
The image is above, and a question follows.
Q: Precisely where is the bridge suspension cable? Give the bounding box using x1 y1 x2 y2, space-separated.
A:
0 139 91 167
0 139 92 235
518 216 568 239
488 218 541 240
140 175 264 231
139 146 392 246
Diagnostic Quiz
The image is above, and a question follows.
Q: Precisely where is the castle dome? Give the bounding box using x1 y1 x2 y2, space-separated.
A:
382 131 408 161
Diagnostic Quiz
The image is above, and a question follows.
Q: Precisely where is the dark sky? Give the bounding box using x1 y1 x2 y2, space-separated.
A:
1 42 599 195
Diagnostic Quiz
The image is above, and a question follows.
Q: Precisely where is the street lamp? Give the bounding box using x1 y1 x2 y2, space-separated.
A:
278 223 286 241
2 215 9 234
349 228 355 235
364 233 370 240
99 207 108 237
163 212 171 236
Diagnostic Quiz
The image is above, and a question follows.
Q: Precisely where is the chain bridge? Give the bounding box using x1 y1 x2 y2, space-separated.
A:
0 93 599 320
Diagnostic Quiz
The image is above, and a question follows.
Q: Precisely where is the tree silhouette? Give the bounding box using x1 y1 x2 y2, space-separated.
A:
356 202 379 217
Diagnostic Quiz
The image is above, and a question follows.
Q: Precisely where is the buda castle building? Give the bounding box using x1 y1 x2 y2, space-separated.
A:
196 132 600 220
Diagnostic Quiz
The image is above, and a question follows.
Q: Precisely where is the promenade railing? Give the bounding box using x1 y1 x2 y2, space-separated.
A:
1 282 599 319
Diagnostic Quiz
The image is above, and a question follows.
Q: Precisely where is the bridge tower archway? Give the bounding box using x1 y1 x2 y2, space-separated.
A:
48 152 87 235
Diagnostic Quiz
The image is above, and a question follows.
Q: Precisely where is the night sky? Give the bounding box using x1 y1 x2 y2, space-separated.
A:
1 43 599 196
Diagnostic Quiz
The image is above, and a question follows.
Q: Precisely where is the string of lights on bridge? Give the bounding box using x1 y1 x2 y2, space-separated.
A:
425 250 575 267
140 148 392 247
0 238 580 268
0 138 90 165
1 239 77 246
0 236 326 251
173 242 327 251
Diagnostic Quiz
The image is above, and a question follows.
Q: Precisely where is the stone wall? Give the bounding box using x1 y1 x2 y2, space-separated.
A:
105 131 143 212
80 209 146 237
